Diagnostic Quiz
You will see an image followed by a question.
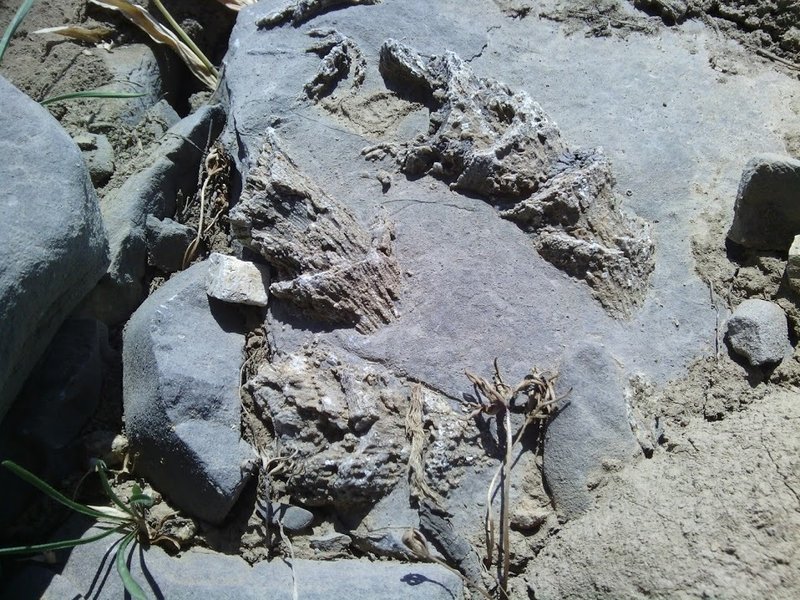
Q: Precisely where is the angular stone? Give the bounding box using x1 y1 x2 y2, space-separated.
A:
725 299 789 366
727 154 800 251
85 104 226 324
145 215 195 273
543 343 641 519
74 132 115 186
123 261 255 523
206 252 270 307
0 75 109 423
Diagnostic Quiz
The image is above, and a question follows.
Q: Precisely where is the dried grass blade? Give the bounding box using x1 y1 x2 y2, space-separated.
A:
32 24 114 43
88 0 218 90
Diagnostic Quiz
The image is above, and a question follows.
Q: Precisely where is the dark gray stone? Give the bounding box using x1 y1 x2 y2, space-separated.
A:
14 318 109 450
543 343 641 519
257 502 315 532
0 75 109 423
727 154 800 251
123 261 255 523
74 132 115 186
145 215 195 273
725 299 790 366
85 104 225 324
7 525 463 599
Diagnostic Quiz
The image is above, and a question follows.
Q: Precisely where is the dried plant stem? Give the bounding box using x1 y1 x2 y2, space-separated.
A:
500 408 512 597
151 0 218 78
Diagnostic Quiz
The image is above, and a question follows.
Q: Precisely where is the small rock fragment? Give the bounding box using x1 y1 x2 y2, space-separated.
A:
145 215 195 273
74 132 115 186
206 252 270 307
727 154 800 251
787 235 800 295
725 299 790 366
310 532 352 555
257 502 314 532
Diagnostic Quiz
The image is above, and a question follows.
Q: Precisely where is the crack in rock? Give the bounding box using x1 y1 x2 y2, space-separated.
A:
304 29 366 100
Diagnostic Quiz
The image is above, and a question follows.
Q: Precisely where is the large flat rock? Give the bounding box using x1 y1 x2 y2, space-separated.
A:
0 75 109 423
4 525 464 599
222 0 800 398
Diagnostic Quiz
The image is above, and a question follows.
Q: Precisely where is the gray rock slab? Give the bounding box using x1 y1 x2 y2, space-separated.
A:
222 0 800 401
86 104 225 324
725 299 790 366
727 154 800 251
543 342 641 519
123 262 255 523
0 75 109 423
145 215 195 273
7 525 463 599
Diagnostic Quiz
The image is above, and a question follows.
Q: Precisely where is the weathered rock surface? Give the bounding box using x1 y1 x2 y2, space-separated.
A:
230 130 402 332
257 501 315 532
206 252 270 306
527 389 800 599
373 40 654 315
5 524 463 599
727 154 800 251
543 342 641 519
123 262 255 523
0 75 109 423
725 299 789 366
247 344 408 507
85 104 226 324
304 28 366 100
145 215 195 273
257 0 381 28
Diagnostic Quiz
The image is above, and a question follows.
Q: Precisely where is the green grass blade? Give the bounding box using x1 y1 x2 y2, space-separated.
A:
94 461 135 518
0 524 126 556
151 0 217 77
1 461 116 521
40 90 146 106
115 531 149 600
0 0 36 66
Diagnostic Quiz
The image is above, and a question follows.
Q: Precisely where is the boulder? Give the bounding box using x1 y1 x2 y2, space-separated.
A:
725 299 789 366
123 261 255 523
0 75 109 423
206 252 270 307
543 342 641 519
727 154 800 251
